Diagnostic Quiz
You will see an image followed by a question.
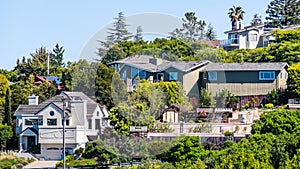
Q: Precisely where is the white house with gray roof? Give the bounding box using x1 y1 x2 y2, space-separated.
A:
109 55 211 98
201 62 289 106
14 92 110 160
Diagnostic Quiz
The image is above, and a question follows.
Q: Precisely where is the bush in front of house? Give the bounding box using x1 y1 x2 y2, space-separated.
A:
265 103 274 109
56 155 97 167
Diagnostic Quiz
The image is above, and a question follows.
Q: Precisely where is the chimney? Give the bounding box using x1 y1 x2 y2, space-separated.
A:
28 95 39 105
238 20 244 30
149 56 163 65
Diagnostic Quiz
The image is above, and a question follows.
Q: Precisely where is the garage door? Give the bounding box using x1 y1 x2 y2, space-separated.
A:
46 147 62 160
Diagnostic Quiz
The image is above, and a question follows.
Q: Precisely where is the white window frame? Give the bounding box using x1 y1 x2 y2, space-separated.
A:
208 72 217 81
285 72 288 80
250 34 258 41
47 118 57 126
280 72 283 80
259 71 275 80
169 72 178 81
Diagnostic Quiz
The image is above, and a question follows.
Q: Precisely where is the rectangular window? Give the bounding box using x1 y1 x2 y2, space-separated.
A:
208 72 217 81
95 119 100 130
47 119 57 126
61 119 70 126
122 70 127 79
259 71 275 80
88 119 92 129
285 72 288 80
25 119 38 125
280 72 283 80
250 34 258 41
169 72 178 81
102 118 108 126
139 70 146 79
38 118 43 125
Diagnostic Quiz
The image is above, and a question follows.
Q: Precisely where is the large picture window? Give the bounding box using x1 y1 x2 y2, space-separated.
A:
47 119 57 126
208 72 217 81
259 71 275 80
169 72 178 80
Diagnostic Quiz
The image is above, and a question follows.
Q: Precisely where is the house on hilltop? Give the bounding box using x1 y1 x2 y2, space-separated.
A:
201 62 289 107
14 91 110 160
109 55 211 98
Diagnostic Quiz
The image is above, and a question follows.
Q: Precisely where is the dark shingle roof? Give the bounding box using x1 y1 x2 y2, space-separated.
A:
14 92 100 116
110 55 211 72
204 62 288 71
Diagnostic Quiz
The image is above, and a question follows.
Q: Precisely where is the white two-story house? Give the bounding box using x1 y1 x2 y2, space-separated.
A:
14 91 110 160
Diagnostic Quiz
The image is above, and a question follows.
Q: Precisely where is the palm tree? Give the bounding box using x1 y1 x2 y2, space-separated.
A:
228 6 245 30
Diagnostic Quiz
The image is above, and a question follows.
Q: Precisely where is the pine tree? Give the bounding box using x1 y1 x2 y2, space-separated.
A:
205 24 217 40
251 13 263 26
170 12 207 41
266 0 300 28
134 26 143 41
3 88 11 126
107 12 132 44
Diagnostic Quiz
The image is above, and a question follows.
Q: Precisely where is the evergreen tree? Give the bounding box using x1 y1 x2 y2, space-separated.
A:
134 25 143 41
266 0 300 28
170 12 207 41
107 12 132 44
3 88 11 126
205 24 217 40
251 13 263 26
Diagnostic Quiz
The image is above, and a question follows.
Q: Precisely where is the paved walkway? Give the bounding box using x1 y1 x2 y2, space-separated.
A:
24 160 58 169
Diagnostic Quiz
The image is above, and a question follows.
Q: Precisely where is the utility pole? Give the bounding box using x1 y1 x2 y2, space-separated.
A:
61 96 66 169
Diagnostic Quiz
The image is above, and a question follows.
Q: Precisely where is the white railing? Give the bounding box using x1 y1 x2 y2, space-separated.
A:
220 39 240 46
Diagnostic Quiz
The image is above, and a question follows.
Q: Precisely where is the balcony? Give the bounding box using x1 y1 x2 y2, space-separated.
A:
220 39 240 47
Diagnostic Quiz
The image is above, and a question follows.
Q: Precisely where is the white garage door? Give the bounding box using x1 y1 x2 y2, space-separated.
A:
46 148 62 160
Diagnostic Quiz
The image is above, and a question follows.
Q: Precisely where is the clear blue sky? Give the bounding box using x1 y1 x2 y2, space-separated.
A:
0 0 270 70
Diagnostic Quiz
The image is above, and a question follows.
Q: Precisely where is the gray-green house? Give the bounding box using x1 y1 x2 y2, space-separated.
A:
109 55 211 98
201 62 289 106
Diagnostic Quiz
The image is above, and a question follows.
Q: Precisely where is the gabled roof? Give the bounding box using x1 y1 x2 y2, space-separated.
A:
19 127 38 136
14 92 103 116
224 24 265 34
110 55 211 72
203 62 288 71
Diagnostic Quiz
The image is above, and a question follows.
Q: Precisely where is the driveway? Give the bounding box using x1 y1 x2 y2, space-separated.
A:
24 160 58 169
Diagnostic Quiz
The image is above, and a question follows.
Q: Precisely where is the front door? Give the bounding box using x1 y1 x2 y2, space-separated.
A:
27 136 35 151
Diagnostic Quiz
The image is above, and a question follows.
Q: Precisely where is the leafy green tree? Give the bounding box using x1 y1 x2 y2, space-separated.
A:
0 74 9 106
166 136 203 163
82 140 119 163
69 60 98 97
3 88 12 126
266 89 279 105
286 62 300 97
0 124 13 150
266 0 300 28
101 45 127 65
251 110 300 135
228 6 245 30
95 63 115 109
200 88 213 107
